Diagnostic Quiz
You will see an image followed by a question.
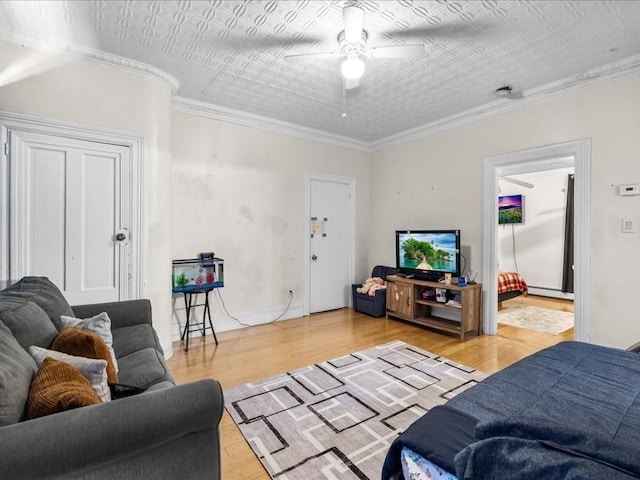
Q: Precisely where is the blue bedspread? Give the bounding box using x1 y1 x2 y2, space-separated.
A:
451 341 640 478
384 342 640 480
455 435 639 479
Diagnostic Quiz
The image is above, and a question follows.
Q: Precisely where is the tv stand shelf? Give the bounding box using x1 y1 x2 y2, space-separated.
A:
385 275 482 341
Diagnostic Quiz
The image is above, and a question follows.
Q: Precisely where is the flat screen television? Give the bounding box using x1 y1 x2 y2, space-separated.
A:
498 194 524 224
395 230 461 281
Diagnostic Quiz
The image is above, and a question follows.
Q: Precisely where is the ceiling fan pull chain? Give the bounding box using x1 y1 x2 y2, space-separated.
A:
341 79 347 118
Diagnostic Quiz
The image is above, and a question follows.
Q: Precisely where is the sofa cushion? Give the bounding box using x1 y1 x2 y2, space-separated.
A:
29 346 111 402
0 320 37 426
2 276 74 330
52 327 118 383
116 348 171 388
26 357 101 419
0 295 58 349
60 312 118 373
111 323 160 358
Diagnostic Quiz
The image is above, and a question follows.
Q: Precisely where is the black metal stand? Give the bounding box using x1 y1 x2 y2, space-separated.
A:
181 289 218 351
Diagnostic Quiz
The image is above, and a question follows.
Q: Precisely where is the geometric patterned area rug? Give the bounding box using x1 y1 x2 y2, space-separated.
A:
224 341 487 480
498 306 574 335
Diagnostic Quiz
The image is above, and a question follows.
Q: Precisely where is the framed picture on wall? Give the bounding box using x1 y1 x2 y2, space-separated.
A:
498 194 524 224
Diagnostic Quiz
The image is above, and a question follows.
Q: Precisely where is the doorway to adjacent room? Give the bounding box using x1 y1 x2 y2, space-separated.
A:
483 139 591 342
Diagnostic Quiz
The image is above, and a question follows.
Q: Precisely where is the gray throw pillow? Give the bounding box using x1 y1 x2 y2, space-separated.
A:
0 320 38 426
3 277 74 330
0 296 58 350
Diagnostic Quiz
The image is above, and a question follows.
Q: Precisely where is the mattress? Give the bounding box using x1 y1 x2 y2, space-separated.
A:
401 447 457 480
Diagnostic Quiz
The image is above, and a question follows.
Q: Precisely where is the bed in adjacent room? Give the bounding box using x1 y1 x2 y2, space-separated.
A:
497 270 528 304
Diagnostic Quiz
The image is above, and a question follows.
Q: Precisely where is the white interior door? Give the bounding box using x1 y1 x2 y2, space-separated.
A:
9 130 131 305
308 177 352 313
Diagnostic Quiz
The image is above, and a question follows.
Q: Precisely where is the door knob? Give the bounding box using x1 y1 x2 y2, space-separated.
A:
311 255 318 261
115 232 126 241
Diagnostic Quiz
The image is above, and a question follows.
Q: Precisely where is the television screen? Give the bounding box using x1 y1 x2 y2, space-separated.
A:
395 230 460 280
498 194 524 224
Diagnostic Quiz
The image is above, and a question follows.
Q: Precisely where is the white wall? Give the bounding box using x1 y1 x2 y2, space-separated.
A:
4 39 640 350
370 72 640 349
498 168 574 293
170 112 371 334
0 41 175 355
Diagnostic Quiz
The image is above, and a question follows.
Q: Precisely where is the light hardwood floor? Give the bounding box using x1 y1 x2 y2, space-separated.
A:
167 296 573 480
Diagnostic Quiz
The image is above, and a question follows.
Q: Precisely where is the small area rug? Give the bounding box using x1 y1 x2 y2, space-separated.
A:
498 306 573 335
224 341 486 480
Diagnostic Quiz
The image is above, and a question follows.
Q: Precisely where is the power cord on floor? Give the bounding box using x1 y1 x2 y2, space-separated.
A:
214 288 293 327
511 223 519 273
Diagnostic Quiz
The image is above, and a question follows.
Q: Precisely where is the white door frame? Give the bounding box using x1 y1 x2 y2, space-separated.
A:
304 172 356 316
482 139 591 342
0 110 144 300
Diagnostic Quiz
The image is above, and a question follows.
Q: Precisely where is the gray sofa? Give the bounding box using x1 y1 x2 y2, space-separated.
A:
0 277 223 479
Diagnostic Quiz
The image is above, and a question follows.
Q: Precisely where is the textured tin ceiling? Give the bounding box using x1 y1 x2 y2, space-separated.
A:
1 1 640 143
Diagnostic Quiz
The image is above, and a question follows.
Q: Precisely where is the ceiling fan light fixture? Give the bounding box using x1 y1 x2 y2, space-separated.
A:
341 57 364 79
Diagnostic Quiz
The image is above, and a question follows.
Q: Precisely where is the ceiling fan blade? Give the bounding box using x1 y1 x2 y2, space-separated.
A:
345 77 359 90
343 6 364 44
284 51 338 61
368 44 424 59
222 34 322 50
499 177 534 188
384 22 493 40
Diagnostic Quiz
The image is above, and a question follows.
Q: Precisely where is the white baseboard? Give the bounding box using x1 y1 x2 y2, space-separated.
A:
170 304 305 342
527 287 574 301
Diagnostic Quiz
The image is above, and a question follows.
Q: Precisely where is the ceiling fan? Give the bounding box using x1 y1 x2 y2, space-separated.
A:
498 176 534 193
285 5 425 89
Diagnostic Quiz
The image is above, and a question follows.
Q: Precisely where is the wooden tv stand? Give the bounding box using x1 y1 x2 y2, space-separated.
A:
385 275 482 341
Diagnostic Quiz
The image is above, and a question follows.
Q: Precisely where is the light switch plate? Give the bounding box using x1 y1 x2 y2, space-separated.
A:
622 218 635 233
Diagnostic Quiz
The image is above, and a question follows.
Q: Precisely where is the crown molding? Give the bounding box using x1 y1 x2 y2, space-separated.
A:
174 52 640 153
3 30 639 153
0 32 180 93
371 53 640 151
171 97 372 152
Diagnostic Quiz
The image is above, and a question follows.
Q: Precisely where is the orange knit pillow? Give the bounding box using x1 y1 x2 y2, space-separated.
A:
52 327 118 383
27 357 101 419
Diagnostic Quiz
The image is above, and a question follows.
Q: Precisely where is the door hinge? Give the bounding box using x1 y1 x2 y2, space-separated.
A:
3 143 8 156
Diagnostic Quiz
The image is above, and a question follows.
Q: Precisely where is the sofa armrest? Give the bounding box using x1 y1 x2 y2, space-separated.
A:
71 299 152 329
0 379 223 480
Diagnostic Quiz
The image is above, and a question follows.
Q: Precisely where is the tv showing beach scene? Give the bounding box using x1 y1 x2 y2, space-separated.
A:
498 194 523 224
397 232 457 272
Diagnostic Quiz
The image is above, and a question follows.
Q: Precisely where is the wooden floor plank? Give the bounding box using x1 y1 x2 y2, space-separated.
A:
167 298 573 480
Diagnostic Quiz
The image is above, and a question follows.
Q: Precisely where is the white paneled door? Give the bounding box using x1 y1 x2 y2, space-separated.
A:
308 177 352 313
9 130 131 305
